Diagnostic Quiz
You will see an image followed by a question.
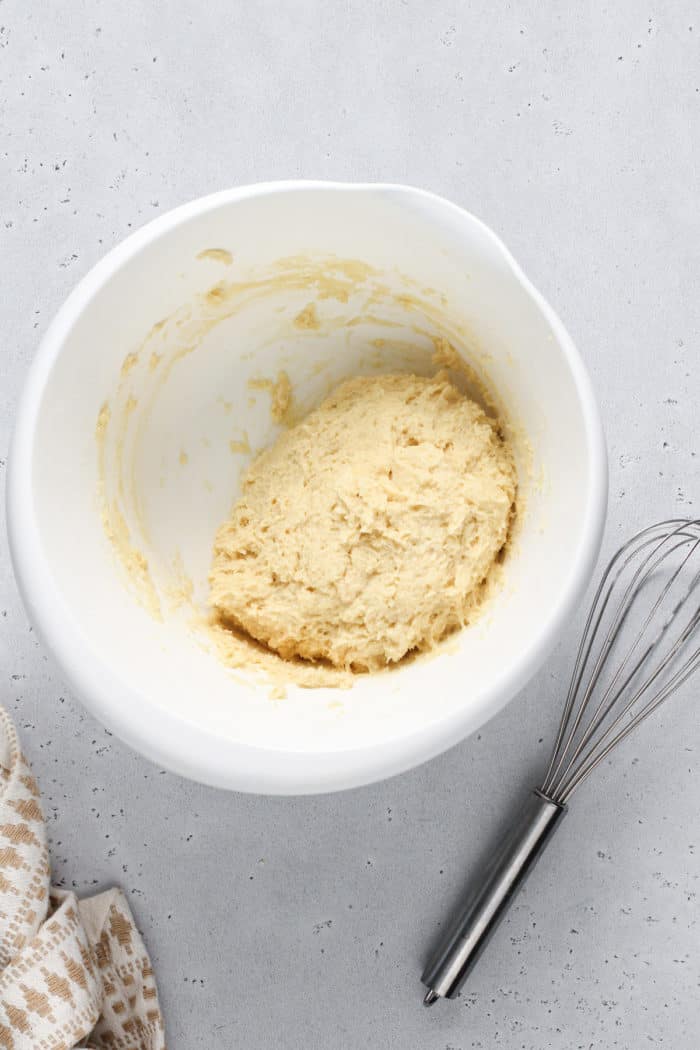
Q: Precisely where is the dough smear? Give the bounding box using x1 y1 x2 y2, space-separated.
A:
209 372 516 672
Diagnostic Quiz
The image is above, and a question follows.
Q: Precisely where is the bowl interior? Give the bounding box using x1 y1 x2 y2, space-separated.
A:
19 185 604 791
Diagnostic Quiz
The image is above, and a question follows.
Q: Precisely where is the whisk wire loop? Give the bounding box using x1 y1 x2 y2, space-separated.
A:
542 519 700 805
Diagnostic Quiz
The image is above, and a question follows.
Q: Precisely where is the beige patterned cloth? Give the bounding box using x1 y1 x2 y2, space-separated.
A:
0 707 165 1049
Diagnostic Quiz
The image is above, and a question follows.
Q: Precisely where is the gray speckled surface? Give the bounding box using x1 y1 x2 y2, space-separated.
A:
1 2 699 1047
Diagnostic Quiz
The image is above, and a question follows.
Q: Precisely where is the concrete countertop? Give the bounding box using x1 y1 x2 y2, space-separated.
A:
1 2 698 1047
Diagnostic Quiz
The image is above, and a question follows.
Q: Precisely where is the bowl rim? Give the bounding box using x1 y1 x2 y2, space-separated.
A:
6 180 608 794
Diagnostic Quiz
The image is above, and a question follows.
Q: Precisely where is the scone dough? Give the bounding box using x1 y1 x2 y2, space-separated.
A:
209 373 516 671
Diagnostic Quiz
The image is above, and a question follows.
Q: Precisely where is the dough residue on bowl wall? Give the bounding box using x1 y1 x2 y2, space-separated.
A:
248 371 294 424
94 253 524 694
196 248 233 265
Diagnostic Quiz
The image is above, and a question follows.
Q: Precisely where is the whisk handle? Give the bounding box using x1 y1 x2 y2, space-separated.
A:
421 789 566 1005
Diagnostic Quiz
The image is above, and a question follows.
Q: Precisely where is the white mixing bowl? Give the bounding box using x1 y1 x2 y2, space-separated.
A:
7 182 607 794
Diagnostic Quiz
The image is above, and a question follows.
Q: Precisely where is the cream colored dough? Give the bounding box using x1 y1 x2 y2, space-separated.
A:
209 372 516 672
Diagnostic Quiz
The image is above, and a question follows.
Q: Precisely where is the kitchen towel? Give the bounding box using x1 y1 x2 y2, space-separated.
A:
0 706 165 1049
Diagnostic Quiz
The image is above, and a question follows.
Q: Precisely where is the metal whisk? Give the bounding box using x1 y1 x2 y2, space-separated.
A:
421 518 700 1006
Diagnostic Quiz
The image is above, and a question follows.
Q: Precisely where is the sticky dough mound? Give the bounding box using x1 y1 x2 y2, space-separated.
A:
209 373 516 672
